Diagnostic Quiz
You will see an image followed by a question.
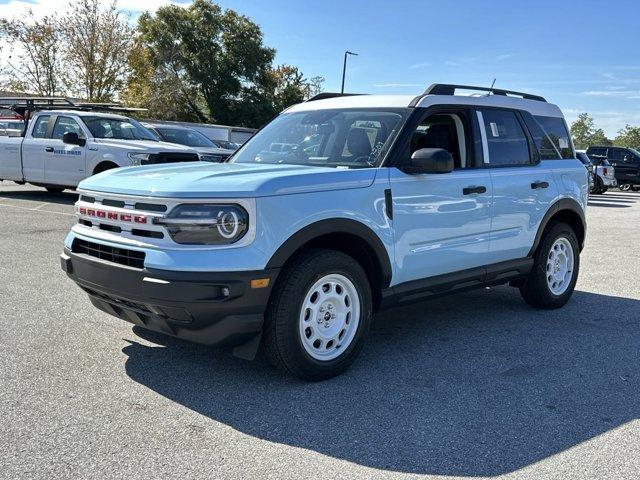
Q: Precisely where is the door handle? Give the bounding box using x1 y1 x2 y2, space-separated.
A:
45 147 54 153
463 185 487 195
531 181 549 189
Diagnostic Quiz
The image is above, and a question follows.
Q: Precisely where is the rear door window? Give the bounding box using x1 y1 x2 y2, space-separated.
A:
477 109 531 166
31 115 51 138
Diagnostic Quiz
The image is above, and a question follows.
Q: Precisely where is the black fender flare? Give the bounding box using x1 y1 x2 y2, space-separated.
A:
528 198 586 255
265 218 393 288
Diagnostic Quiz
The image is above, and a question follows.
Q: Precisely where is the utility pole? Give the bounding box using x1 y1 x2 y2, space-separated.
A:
341 51 358 94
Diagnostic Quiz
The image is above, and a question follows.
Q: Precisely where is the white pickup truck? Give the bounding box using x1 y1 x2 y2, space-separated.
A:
0 109 201 193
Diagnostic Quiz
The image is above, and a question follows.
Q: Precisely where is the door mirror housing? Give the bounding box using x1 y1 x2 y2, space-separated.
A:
403 148 454 174
62 131 86 146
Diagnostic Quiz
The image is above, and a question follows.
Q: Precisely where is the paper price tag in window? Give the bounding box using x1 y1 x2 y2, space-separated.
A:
490 122 500 137
558 138 569 149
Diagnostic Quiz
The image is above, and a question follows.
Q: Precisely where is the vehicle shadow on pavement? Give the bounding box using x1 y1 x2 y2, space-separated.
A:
0 188 77 206
122 287 640 476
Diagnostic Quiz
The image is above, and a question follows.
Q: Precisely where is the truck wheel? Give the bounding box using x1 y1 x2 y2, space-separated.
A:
45 187 65 194
519 222 579 309
263 249 372 381
619 184 631 191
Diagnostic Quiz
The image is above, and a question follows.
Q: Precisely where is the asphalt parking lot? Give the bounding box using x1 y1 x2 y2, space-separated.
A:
1 182 639 480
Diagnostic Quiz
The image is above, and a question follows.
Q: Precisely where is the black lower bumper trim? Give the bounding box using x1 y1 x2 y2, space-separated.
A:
61 248 279 347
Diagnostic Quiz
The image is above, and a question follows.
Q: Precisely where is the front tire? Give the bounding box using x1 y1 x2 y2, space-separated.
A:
519 222 580 309
263 249 372 381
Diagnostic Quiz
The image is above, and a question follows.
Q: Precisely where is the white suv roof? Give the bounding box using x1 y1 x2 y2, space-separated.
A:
287 83 563 118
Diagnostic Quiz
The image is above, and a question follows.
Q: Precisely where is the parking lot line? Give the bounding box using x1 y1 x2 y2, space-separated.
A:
0 202 75 216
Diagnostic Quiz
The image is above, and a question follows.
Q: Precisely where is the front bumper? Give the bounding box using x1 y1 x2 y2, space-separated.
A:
61 248 279 348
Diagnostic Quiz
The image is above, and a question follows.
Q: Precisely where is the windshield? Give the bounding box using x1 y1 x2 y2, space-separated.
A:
630 148 640 157
157 127 216 148
230 108 410 168
83 116 158 141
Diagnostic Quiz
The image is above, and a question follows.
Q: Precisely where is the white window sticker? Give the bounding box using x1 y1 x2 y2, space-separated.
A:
558 137 569 149
490 122 500 137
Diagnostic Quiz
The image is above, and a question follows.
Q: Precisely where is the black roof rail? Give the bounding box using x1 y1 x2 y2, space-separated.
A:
421 83 547 102
305 92 366 102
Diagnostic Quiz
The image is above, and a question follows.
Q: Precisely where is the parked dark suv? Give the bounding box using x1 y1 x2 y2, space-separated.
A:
586 145 640 191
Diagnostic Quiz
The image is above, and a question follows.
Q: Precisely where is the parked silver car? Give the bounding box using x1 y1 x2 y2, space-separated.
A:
577 149 616 194
143 122 235 162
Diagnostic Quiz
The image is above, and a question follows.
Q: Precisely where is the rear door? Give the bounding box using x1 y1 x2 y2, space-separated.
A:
44 115 87 186
21 114 52 183
476 108 558 263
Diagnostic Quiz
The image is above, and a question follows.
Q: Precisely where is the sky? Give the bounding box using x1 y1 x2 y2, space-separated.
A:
1 0 639 136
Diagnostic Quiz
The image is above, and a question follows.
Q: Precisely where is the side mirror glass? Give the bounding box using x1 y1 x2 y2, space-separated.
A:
403 148 454 174
62 131 85 146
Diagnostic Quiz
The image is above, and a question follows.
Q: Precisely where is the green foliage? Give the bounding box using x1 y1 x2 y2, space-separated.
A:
570 113 612 149
613 124 640 149
132 0 318 127
61 0 133 102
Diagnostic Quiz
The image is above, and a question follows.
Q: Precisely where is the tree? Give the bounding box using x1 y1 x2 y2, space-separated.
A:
61 0 133 101
0 10 63 96
614 125 640 149
136 0 294 127
121 40 204 122
306 75 325 98
570 113 612 149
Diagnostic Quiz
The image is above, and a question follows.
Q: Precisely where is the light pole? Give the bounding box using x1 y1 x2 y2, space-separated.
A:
341 51 358 94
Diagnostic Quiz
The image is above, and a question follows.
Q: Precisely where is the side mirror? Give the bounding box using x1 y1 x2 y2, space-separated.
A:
403 148 454 174
63 131 86 146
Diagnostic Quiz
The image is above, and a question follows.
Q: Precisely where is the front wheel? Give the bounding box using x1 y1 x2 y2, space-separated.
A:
519 222 580 309
263 249 372 381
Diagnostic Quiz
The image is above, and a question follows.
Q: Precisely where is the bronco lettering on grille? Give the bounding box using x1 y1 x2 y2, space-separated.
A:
77 207 148 224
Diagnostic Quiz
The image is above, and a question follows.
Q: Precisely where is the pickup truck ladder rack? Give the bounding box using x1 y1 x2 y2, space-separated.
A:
0 97 147 116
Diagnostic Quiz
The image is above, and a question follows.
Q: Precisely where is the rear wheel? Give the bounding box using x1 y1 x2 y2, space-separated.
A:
263 249 372 381
519 222 579 309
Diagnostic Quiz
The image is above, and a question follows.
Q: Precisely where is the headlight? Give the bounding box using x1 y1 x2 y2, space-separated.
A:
198 153 227 163
128 152 151 166
153 204 248 245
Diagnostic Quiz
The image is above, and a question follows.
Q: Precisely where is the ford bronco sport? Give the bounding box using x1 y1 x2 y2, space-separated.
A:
61 84 587 380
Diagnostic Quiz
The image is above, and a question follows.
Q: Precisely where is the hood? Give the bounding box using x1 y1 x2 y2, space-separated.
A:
78 162 377 198
93 138 197 153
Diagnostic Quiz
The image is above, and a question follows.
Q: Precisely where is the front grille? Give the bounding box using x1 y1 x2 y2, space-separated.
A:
72 238 145 269
147 153 200 164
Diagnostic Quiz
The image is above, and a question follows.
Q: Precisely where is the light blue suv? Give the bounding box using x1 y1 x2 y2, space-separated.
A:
61 84 588 380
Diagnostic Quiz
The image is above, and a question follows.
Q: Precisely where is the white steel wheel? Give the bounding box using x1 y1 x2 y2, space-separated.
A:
298 273 361 361
546 237 574 295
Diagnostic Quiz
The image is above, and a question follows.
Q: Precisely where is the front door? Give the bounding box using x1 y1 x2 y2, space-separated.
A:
44 115 87 186
389 108 493 286
610 148 640 185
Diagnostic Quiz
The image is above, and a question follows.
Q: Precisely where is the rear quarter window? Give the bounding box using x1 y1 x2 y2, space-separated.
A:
530 115 574 159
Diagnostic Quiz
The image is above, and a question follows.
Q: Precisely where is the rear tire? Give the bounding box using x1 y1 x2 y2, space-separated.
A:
45 186 65 194
263 249 372 381
519 222 579 309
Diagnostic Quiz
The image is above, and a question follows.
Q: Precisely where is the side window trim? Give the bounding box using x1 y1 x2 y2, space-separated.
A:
476 111 490 164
